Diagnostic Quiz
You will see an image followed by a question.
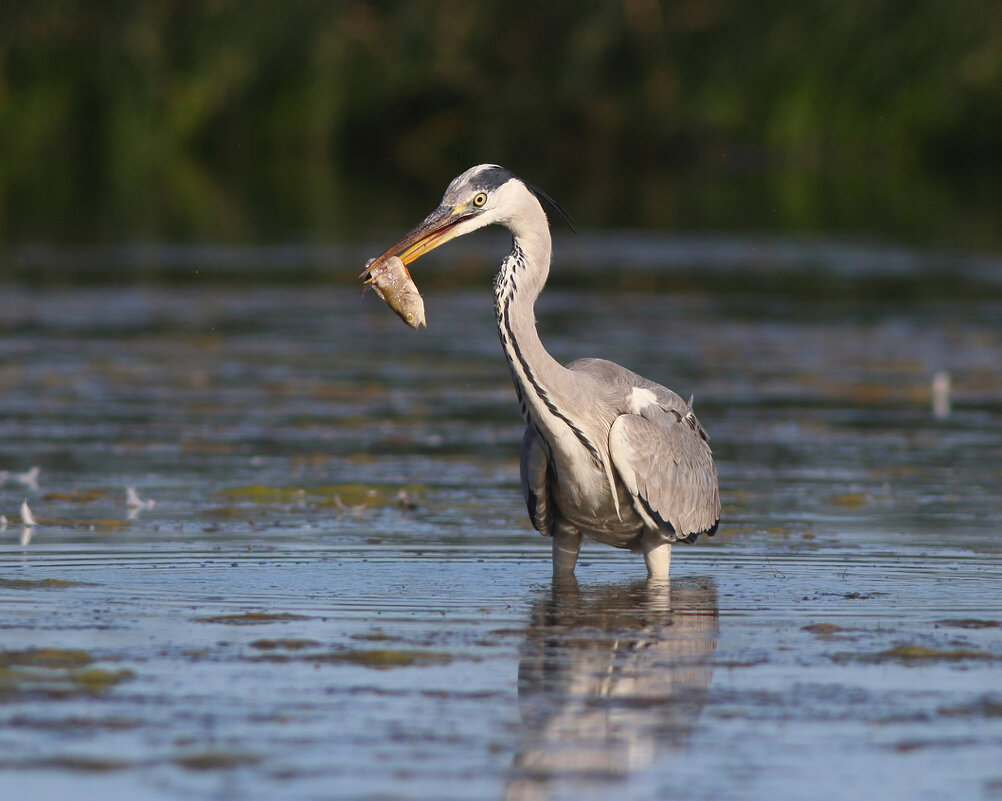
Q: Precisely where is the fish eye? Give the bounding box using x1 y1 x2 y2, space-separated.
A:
472 192 488 207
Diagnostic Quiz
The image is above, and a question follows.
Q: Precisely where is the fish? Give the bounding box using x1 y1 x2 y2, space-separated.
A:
360 255 426 329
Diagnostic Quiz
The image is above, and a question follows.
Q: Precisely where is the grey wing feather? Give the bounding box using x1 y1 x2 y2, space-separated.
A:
569 358 691 418
609 408 720 543
520 423 554 537
565 357 719 540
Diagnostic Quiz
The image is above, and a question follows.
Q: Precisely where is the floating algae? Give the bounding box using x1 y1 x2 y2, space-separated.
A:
173 751 261 771
0 577 95 590
194 612 310 626
214 482 424 509
42 489 108 503
249 647 455 669
834 644 999 664
0 649 133 699
802 623 848 636
0 649 94 669
249 639 321 651
301 649 454 670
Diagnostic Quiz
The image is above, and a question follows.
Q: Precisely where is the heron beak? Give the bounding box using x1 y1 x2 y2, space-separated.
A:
360 204 477 277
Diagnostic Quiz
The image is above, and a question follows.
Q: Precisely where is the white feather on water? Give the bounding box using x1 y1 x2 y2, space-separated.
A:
0 466 41 490
126 487 156 509
18 499 36 546
20 499 37 527
932 370 951 419
126 487 156 520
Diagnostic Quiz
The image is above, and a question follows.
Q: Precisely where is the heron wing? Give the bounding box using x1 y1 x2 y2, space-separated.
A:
520 423 554 537
609 410 720 543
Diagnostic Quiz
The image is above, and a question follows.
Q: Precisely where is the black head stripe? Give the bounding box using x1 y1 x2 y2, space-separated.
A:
470 165 514 193
465 165 576 233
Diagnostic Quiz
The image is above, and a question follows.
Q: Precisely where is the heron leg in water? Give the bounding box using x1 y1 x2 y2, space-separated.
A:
551 522 583 576
640 530 671 579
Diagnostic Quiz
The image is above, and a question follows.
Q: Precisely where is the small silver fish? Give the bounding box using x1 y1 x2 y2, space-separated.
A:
360 255 426 329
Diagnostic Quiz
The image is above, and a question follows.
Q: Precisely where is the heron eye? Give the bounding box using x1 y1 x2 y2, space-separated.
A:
473 192 488 207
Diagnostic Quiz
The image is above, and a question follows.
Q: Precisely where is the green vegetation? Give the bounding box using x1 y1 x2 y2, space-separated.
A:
2 1 1001 248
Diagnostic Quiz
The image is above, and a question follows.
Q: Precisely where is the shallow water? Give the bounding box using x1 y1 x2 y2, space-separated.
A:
1 241 1001 800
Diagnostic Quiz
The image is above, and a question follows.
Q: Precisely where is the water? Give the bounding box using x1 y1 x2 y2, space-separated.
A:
1 239 1001 800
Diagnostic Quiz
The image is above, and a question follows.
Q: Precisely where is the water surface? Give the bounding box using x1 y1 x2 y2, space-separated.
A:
1 240 1001 800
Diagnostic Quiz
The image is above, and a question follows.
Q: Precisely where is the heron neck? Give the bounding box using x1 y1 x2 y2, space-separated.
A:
494 230 568 425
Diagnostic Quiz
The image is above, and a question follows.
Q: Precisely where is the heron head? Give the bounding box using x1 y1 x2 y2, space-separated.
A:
365 165 571 272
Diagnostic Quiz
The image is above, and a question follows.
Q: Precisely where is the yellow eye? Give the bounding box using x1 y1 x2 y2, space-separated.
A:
472 192 488 207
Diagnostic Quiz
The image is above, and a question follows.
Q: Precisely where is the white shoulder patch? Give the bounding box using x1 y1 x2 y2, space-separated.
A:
627 386 659 414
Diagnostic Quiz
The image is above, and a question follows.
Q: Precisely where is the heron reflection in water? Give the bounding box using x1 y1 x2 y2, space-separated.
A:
507 577 718 799
367 165 720 578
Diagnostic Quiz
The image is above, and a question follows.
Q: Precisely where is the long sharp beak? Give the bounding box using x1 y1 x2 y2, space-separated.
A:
360 204 476 278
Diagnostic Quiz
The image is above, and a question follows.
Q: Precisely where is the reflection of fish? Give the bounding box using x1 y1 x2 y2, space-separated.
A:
508 578 718 800
360 255 426 329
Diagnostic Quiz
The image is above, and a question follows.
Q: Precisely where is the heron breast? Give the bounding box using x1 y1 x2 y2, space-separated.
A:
549 453 643 547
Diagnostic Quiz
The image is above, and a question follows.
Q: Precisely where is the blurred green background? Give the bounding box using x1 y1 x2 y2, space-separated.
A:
2 0 1001 250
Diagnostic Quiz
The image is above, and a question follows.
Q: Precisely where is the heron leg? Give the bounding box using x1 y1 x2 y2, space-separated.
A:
640 530 671 579
551 522 583 576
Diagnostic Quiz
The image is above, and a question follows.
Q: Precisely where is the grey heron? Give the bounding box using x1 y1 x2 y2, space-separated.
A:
367 165 720 578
